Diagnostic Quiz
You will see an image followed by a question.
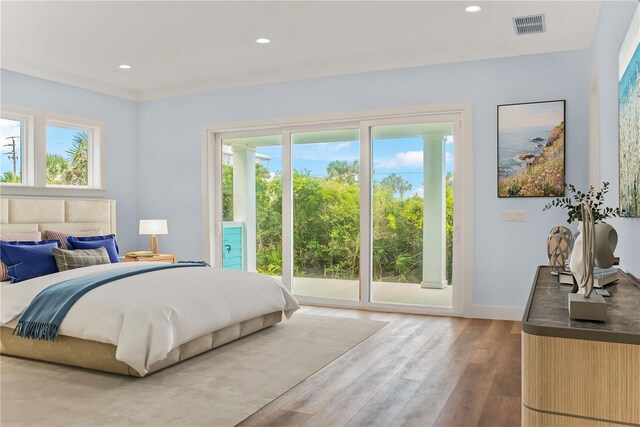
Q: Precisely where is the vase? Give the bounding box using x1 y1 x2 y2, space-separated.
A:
547 226 573 275
594 223 618 269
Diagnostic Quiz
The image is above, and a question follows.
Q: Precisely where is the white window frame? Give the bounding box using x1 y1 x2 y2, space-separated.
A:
0 104 105 196
202 102 474 317
0 110 34 187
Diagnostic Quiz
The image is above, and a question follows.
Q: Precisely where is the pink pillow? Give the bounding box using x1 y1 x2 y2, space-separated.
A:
44 229 103 250
0 231 42 281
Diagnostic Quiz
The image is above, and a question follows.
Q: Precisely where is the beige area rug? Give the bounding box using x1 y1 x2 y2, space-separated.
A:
1 314 386 427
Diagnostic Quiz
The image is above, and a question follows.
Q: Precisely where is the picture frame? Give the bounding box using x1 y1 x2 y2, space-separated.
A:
618 4 639 217
497 100 566 198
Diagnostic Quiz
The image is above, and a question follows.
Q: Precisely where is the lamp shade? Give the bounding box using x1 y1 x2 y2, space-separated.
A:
139 219 168 235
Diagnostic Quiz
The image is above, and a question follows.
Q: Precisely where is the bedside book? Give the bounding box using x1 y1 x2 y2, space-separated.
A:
125 251 154 258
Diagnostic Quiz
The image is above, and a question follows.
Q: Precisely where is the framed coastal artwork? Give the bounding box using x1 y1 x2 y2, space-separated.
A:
619 3 640 217
497 100 566 198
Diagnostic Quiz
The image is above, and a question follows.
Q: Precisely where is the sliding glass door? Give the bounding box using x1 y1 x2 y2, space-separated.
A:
370 121 454 307
212 111 462 313
219 135 282 277
291 129 360 300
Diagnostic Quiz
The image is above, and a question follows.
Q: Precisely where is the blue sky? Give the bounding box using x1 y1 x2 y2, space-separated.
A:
0 121 82 177
46 125 85 157
258 136 454 196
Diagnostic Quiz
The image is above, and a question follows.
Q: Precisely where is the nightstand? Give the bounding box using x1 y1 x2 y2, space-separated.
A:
123 254 178 263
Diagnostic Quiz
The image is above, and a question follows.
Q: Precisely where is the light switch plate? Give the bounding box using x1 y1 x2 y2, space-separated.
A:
501 210 527 222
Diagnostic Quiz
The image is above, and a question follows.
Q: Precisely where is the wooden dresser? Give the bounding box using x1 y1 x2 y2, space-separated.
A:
521 267 640 427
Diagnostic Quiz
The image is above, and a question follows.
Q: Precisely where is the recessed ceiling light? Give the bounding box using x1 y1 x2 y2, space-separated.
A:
255 38 271 44
118 64 132 70
465 5 482 13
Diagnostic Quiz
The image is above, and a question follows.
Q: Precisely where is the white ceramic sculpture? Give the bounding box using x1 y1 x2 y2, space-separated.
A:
569 203 596 297
594 223 618 269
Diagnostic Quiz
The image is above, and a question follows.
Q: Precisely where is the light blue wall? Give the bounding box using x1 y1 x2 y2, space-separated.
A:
138 49 592 308
5 28 626 308
0 69 139 253
592 0 640 277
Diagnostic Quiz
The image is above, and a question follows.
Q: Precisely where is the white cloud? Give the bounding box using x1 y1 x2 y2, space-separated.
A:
325 142 351 152
0 119 20 139
375 150 423 169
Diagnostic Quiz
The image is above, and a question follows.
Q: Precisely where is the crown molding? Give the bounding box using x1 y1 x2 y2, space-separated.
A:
4 45 593 103
2 60 140 101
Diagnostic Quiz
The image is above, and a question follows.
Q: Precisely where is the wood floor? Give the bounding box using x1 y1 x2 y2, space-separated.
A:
240 306 522 427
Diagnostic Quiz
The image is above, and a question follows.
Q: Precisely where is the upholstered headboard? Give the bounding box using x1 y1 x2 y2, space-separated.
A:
0 197 116 237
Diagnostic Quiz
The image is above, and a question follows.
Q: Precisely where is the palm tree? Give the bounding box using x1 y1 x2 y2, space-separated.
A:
63 131 88 185
46 154 68 184
327 160 359 184
0 171 21 183
380 173 412 199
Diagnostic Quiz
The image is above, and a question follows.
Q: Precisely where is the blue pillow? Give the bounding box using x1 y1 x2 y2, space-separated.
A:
0 240 61 283
66 234 120 263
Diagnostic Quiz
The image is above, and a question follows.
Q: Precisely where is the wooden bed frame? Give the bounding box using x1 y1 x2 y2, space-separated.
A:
1 312 282 376
0 196 284 376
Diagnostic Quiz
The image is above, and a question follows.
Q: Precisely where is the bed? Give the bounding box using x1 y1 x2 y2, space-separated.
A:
0 196 299 377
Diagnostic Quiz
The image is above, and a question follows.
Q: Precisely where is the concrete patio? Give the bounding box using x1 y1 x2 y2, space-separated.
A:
293 277 452 307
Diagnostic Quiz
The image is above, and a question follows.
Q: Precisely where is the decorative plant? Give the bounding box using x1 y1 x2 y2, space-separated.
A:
543 182 625 224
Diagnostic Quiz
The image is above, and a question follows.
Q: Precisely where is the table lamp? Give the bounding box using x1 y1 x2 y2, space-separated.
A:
139 219 168 255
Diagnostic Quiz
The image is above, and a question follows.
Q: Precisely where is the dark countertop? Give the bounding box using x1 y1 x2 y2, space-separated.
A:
522 266 640 345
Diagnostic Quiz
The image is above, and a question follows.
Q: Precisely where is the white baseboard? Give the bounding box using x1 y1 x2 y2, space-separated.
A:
464 304 524 321
297 297 525 321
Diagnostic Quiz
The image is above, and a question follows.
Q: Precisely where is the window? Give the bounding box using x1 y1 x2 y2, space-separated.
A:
0 105 103 194
46 123 91 186
0 117 23 183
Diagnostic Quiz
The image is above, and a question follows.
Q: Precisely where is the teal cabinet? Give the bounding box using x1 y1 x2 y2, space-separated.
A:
222 223 243 270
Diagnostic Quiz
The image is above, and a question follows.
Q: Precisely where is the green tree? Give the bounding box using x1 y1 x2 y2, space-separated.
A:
46 154 68 184
372 182 423 283
45 131 88 185
380 173 412 199
222 164 234 221
224 155 454 286
327 160 359 184
0 171 21 183
63 131 88 186
445 172 454 282
255 163 282 275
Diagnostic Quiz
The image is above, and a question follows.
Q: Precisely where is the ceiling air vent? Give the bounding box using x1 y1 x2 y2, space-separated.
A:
513 14 546 35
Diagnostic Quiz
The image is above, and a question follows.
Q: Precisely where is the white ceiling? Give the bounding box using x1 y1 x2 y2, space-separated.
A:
0 1 601 101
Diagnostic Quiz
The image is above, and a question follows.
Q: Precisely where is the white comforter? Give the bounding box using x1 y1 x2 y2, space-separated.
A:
1 262 299 375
